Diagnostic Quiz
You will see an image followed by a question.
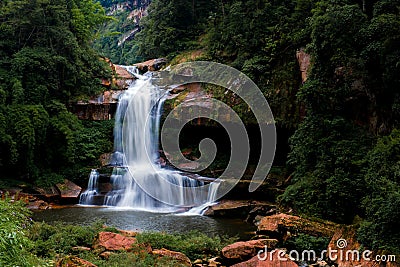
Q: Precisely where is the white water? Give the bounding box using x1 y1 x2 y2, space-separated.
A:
79 169 99 204
80 67 219 213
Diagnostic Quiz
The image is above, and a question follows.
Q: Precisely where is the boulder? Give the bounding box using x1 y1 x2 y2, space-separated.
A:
118 229 138 237
231 250 298 267
93 231 137 252
100 153 112 167
257 213 337 239
26 199 50 210
152 248 191 267
33 186 59 200
221 239 279 262
56 256 97 267
114 64 134 79
56 179 82 199
203 199 275 219
135 58 167 72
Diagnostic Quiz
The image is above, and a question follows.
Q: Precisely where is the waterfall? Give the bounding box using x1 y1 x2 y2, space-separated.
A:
80 67 219 213
79 169 100 205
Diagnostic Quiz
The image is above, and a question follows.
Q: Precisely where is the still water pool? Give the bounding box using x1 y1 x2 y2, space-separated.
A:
32 206 255 239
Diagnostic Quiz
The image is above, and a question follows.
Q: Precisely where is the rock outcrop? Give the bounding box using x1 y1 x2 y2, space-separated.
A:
257 213 338 239
135 58 167 72
56 179 82 200
56 255 97 267
231 250 298 267
296 48 311 83
152 248 192 267
93 231 137 252
326 226 399 267
221 239 279 263
204 200 276 219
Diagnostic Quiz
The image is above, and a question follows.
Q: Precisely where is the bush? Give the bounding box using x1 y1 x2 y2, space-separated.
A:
136 231 236 260
28 221 104 257
0 197 43 266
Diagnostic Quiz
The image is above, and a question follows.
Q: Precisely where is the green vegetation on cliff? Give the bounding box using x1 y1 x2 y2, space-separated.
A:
0 0 113 186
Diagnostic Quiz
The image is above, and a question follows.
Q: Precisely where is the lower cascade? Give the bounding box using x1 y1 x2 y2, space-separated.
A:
79 68 219 213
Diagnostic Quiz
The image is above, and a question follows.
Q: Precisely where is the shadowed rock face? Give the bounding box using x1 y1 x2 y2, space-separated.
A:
56 179 82 199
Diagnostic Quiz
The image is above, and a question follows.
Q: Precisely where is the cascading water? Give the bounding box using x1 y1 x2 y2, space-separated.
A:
79 169 99 205
80 67 219 213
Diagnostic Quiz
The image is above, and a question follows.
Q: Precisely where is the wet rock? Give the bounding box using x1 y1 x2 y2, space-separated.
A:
56 255 97 267
33 186 59 200
257 213 337 239
114 64 134 79
135 58 167 72
56 179 82 200
100 153 112 167
222 239 279 263
152 248 191 266
231 250 298 267
93 231 137 252
26 199 50 210
204 200 275 219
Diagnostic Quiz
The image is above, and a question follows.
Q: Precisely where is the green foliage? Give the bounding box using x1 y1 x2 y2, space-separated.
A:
0 197 43 266
28 221 104 258
136 231 236 260
0 0 113 185
280 116 372 223
78 250 185 267
357 129 400 253
284 234 330 255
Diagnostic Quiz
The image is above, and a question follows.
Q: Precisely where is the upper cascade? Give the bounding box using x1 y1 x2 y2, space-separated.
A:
80 66 219 213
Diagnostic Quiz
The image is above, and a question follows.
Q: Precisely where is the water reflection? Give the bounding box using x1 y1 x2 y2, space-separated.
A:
32 207 255 239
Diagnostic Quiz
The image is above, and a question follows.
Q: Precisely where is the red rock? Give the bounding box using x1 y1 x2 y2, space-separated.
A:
222 239 279 261
26 200 49 210
134 58 167 72
94 231 137 251
257 213 337 238
232 250 298 267
327 226 399 267
56 256 97 267
33 186 59 199
152 248 191 266
56 179 82 199
118 229 138 237
296 48 311 83
114 65 134 79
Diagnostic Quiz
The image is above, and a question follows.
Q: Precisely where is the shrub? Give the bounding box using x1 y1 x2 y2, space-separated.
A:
136 231 236 260
0 197 43 266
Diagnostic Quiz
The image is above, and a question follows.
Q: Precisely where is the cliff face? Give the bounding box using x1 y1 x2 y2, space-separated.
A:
93 0 151 64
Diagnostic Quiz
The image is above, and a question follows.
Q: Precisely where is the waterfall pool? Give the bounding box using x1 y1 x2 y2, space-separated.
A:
32 206 255 239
